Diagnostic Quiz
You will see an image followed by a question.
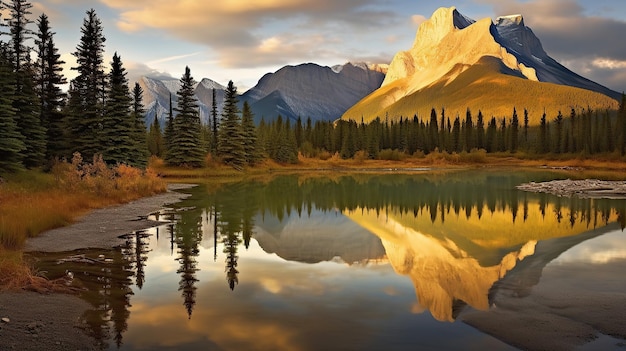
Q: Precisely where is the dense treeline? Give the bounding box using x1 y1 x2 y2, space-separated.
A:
250 101 626 164
0 2 149 172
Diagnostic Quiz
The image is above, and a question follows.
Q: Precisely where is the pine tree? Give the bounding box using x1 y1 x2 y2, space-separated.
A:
523 109 529 148
486 117 497 153
102 52 132 164
0 46 24 172
167 66 204 167
34 13 66 160
241 101 260 165
452 116 461 152
66 9 107 160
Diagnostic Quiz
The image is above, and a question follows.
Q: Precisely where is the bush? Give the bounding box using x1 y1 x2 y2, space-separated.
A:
378 149 407 161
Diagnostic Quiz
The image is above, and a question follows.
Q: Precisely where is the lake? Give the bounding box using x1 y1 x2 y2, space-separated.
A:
33 170 626 350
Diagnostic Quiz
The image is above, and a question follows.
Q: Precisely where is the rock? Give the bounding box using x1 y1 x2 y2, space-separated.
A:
1 317 9 323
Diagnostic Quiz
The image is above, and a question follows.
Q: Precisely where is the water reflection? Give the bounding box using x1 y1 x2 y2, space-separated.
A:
32 171 626 350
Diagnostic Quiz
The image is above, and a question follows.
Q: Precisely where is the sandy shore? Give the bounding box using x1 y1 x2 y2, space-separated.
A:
0 184 194 351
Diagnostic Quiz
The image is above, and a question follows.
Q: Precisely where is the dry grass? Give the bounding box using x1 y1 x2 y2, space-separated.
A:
0 153 166 251
0 250 78 293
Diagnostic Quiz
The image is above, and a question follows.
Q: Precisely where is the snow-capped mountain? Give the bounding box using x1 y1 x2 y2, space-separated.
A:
342 7 619 125
138 76 226 128
240 62 385 124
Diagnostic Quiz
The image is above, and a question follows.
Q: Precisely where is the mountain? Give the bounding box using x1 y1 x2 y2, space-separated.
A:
138 76 226 128
240 62 385 124
342 7 619 125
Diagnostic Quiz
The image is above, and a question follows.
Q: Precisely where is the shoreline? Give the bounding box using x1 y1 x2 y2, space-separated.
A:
0 184 195 351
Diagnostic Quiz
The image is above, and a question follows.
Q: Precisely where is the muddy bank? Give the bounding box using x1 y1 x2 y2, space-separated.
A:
516 179 626 199
1 184 194 350
25 184 194 253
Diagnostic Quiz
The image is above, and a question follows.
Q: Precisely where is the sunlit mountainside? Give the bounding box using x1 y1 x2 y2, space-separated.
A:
342 7 619 126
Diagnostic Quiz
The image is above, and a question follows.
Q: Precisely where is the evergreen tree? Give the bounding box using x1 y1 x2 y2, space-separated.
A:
429 109 438 152
102 52 132 165
0 47 24 172
464 108 474 151
14 61 45 168
167 66 204 167
510 107 519 152
241 101 260 165
523 108 529 147
129 82 147 167
617 93 626 156
486 117 497 153
554 110 563 153
540 111 547 153
211 88 219 155
6 0 33 72
476 110 485 150
66 9 107 159
452 116 461 152
147 114 163 157
164 93 174 155
34 13 66 160
218 80 245 169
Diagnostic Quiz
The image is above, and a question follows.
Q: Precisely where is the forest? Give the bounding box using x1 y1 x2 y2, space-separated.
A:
2 1 626 175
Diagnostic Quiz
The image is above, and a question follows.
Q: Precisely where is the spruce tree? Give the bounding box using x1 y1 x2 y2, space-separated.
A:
476 110 485 150
241 101 260 165
6 0 33 72
617 93 626 156
218 80 245 169
0 46 24 172
129 82 147 167
510 107 519 153
164 93 175 156
465 108 474 151
147 114 163 157
211 88 219 155
67 9 107 160
167 66 204 167
540 112 547 153
34 13 66 160
554 110 563 153
102 52 132 165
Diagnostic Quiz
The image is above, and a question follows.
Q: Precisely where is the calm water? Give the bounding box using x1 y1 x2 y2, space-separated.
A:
34 170 626 350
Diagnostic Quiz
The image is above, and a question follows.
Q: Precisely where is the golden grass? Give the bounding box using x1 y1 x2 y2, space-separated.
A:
0 154 166 251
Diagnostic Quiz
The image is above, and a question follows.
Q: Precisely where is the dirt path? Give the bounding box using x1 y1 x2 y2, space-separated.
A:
0 184 194 351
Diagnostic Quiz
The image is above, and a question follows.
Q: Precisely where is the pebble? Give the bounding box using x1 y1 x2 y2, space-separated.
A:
1 317 9 323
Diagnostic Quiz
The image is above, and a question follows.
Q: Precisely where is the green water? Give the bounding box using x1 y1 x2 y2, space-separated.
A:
34 170 626 350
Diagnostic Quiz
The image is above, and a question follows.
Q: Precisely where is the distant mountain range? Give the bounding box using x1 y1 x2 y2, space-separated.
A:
138 76 226 128
240 62 385 124
139 62 385 127
342 7 619 125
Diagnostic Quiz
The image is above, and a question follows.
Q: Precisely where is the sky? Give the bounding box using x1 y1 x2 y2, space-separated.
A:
17 0 626 93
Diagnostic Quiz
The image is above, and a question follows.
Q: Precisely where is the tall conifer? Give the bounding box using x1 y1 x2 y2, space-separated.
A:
167 66 204 167
67 9 107 159
218 80 245 169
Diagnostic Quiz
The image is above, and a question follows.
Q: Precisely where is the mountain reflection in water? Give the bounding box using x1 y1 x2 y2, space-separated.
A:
33 171 626 350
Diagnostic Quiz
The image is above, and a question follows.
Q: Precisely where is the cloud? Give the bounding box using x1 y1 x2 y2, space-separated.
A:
99 0 398 69
476 0 626 93
411 14 427 26
125 61 175 84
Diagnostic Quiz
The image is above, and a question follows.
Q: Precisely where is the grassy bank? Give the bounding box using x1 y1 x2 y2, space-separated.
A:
0 154 166 291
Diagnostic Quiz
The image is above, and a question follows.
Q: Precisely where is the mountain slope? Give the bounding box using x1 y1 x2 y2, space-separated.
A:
138 77 226 128
241 62 385 123
342 7 618 125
